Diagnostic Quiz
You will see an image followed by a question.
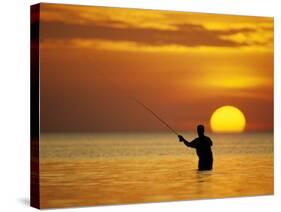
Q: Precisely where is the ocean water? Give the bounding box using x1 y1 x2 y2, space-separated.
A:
39 132 273 208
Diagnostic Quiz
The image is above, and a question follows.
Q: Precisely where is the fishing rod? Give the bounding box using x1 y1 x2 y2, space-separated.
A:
131 97 179 136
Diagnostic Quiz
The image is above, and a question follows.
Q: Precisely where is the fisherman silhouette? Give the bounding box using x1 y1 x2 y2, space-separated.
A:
178 125 213 171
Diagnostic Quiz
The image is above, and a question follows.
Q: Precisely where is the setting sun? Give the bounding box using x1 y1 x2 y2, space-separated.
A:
210 106 246 133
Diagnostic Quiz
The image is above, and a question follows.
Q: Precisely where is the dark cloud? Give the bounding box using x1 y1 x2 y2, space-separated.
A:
41 20 255 47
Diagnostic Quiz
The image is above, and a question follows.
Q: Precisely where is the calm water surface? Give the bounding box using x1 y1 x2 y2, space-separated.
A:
40 132 273 208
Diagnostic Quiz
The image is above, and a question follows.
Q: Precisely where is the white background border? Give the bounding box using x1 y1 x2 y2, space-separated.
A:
0 0 280 211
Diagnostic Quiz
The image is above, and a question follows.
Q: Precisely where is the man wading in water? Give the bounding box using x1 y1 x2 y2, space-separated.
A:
178 125 213 171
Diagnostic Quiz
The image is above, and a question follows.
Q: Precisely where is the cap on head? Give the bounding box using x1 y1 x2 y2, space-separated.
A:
197 124 205 135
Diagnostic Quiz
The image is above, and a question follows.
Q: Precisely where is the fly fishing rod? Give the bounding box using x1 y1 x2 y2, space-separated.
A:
131 97 179 136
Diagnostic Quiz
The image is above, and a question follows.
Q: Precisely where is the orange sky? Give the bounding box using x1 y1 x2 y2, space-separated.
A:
38 3 273 133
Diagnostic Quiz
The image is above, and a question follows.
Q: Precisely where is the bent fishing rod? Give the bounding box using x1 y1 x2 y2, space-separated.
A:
131 97 179 136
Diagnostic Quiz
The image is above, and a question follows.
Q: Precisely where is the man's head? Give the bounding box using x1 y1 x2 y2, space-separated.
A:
197 124 205 136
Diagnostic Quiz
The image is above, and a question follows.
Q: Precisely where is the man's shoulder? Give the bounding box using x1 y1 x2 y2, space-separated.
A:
204 136 212 142
202 136 213 145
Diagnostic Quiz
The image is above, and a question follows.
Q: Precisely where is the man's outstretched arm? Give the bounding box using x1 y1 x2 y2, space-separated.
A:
178 135 197 148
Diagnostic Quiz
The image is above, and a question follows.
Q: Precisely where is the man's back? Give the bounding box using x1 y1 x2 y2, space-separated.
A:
180 135 213 170
178 125 214 170
194 136 213 170
193 136 213 158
